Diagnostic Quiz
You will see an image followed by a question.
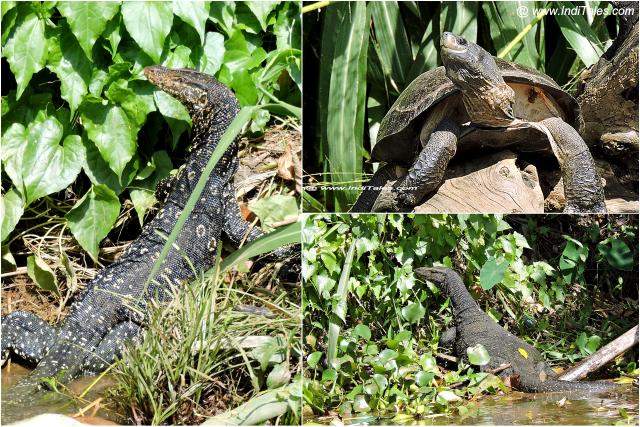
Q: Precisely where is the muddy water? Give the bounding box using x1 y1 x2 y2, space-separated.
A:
1 365 120 425
308 386 639 425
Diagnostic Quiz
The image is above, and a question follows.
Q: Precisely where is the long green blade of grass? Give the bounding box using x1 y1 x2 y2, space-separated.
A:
220 221 300 271
554 1 604 67
483 1 541 69
326 239 356 369
325 1 368 210
496 6 547 62
143 106 257 293
440 2 478 43
370 0 412 90
317 3 340 211
407 14 438 81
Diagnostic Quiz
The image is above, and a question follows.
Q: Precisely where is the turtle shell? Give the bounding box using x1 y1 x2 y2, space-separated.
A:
372 58 580 164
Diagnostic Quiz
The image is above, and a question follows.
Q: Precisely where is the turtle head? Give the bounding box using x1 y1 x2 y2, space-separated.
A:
144 65 238 117
440 32 515 125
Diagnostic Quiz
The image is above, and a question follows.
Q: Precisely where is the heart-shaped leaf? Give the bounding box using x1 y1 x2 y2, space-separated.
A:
66 184 121 261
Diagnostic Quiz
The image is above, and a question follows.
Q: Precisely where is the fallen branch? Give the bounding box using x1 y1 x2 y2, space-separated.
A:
487 363 512 375
435 352 458 363
558 324 639 381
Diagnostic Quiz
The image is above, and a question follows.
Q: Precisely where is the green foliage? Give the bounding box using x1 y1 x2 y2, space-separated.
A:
302 214 638 417
65 184 121 262
111 259 301 425
303 1 621 211
26 254 59 295
1 1 301 257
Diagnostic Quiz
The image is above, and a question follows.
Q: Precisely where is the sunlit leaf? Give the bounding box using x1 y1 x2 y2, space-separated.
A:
3 13 47 99
66 184 121 261
57 1 120 59
122 1 173 62
26 255 59 295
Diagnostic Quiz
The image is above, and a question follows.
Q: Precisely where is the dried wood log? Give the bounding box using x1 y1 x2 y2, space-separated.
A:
558 324 639 381
415 150 544 213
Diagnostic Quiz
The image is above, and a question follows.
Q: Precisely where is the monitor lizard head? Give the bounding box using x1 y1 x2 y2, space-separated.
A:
144 65 238 117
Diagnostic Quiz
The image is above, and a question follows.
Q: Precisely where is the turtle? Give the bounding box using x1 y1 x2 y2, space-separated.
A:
350 32 606 213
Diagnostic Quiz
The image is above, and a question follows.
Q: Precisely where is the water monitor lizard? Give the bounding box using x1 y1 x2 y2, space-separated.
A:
1 66 296 399
415 267 618 393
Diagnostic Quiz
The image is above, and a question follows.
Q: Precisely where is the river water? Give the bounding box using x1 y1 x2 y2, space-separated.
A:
306 385 638 425
1 365 119 425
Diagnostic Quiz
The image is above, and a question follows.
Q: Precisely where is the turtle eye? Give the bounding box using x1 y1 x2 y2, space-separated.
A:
458 38 467 46
198 93 208 105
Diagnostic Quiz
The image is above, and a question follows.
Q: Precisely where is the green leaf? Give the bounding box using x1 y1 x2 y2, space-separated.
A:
80 138 139 195
598 239 634 271
219 221 300 272
172 0 208 44
467 344 491 366
103 14 122 57
229 69 259 106
479 258 509 290
401 302 425 324
57 1 120 59
407 15 438 81
315 274 336 297
248 194 298 231
5 117 83 205
307 351 322 369
321 368 337 382
81 99 138 177
26 255 59 295
221 31 267 75
208 1 236 35
274 1 300 50
129 151 173 225
324 2 368 208
370 1 412 89
245 1 278 31
415 371 435 387
372 373 388 392
353 395 370 413
266 363 291 389
66 184 121 261
554 1 604 67
122 1 173 62
105 79 156 127
200 31 225 75
327 241 356 369
440 2 478 42
153 90 191 147
46 26 92 115
164 45 193 69
353 324 371 341
3 13 47 99
482 1 541 69
1 188 24 242
2 245 17 273
436 390 462 403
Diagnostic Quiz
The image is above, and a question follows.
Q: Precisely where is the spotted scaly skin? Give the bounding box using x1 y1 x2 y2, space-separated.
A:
1 66 293 400
415 267 618 393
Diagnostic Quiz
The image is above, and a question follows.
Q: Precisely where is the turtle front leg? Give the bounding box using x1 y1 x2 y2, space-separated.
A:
539 117 606 213
350 164 403 212
395 118 460 208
